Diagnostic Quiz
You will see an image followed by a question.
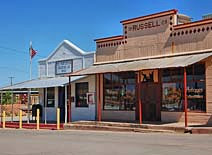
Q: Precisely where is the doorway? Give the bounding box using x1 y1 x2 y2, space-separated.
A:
58 87 65 123
140 82 161 122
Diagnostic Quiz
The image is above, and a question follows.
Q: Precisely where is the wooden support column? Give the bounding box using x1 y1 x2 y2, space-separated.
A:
44 88 47 124
137 71 142 124
64 85 68 124
184 67 188 127
97 73 102 121
68 76 72 123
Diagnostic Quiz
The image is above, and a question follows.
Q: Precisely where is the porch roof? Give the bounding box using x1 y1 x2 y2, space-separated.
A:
0 76 85 90
69 52 212 76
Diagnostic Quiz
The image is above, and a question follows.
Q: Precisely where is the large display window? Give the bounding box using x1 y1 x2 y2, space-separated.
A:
75 82 89 107
103 72 136 111
162 63 206 112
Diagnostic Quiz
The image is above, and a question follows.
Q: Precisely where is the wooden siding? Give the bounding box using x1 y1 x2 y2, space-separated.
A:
38 41 94 78
84 55 94 68
73 58 83 72
47 62 55 77
95 12 212 63
206 57 212 114
38 61 46 78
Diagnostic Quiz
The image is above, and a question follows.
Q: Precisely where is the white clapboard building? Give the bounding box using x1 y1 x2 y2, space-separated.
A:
0 40 96 123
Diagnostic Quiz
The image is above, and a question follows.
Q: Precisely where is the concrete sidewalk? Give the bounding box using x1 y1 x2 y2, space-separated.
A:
1 120 212 134
64 121 212 134
64 121 186 133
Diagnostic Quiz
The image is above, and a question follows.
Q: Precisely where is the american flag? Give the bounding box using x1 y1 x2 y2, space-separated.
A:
30 47 37 59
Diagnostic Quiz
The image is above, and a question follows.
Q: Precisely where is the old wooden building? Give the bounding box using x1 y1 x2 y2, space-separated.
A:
1 40 96 123
70 9 212 126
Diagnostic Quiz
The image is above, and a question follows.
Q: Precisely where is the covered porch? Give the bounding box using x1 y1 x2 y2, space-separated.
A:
69 52 212 127
0 76 84 124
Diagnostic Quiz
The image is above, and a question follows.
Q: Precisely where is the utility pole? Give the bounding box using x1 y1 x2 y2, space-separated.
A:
8 76 15 122
8 77 15 86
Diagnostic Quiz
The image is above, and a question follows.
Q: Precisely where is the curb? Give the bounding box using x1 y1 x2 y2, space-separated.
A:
64 123 183 134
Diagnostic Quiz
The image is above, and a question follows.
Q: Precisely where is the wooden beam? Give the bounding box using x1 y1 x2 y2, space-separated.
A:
68 76 72 123
137 71 142 124
184 67 188 127
97 74 102 121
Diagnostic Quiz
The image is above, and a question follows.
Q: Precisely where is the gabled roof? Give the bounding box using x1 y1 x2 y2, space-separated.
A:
120 9 178 25
39 40 95 62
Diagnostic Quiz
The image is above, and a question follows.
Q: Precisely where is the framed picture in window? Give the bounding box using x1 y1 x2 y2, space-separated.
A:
87 92 95 104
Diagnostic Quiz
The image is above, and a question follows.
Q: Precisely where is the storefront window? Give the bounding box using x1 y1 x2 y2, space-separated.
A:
162 63 206 112
44 87 55 107
103 72 136 111
162 82 183 111
75 82 89 107
187 81 205 111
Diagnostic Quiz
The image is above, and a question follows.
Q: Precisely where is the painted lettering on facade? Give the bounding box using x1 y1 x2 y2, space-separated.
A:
128 19 168 32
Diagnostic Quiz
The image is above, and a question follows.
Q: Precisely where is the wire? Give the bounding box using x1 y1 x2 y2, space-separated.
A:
0 45 46 58
0 66 29 74
0 50 29 61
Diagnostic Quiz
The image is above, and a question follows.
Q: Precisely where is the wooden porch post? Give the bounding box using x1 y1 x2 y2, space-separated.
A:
184 67 188 127
65 85 68 124
137 71 142 124
68 76 72 123
97 73 102 121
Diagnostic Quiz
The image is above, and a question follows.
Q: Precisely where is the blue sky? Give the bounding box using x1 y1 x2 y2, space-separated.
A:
0 0 211 87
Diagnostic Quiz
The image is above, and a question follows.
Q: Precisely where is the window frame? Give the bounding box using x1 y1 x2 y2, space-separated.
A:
161 62 206 112
75 82 89 108
103 72 136 111
44 87 55 108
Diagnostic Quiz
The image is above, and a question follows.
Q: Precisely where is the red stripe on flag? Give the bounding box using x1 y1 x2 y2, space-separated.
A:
31 48 37 59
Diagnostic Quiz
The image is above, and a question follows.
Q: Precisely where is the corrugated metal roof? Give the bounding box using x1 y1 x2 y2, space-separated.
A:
70 52 212 76
0 76 85 90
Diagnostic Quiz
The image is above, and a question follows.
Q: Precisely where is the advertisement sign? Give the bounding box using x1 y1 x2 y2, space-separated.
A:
56 60 72 74
87 92 95 104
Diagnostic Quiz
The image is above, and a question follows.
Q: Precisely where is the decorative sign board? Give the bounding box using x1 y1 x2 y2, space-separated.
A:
87 92 95 104
56 60 72 74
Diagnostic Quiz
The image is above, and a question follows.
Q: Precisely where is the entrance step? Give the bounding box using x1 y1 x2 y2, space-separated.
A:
64 121 185 133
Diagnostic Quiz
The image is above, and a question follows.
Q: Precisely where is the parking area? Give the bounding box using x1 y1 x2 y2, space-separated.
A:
0 129 212 155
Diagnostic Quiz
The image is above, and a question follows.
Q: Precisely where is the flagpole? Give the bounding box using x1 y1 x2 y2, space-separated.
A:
27 41 32 124
30 41 32 81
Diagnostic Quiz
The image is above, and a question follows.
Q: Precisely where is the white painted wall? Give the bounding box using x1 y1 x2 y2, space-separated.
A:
39 87 58 122
38 40 95 78
71 75 96 121
38 76 96 122
37 40 95 122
